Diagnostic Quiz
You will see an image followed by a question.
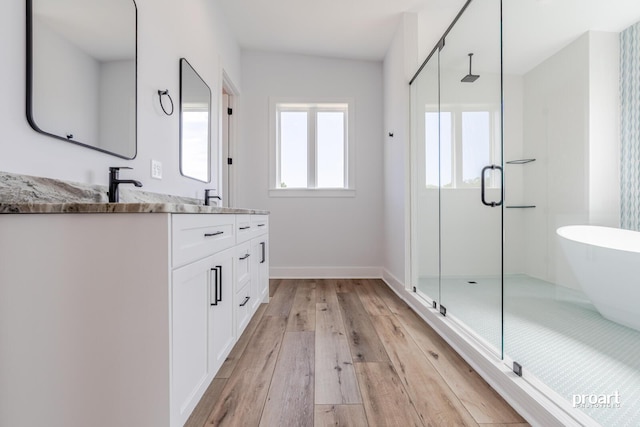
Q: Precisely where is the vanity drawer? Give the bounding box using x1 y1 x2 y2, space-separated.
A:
172 214 236 268
251 215 269 237
234 241 252 292
235 283 252 337
236 215 253 243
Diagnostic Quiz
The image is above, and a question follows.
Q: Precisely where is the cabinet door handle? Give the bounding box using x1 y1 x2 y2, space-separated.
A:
216 265 223 302
260 242 266 264
239 296 250 307
257 224 265 227
210 267 219 306
239 226 251 230
204 231 224 237
239 253 250 260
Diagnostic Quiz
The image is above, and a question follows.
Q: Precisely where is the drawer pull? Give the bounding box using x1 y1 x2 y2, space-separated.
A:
239 226 251 230
204 231 224 237
239 296 250 307
257 224 266 227
239 253 250 260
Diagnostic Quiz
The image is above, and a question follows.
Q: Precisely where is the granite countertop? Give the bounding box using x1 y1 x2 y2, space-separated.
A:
0 171 268 215
0 202 268 214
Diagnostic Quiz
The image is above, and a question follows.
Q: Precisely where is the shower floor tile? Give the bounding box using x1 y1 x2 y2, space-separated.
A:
418 274 640 427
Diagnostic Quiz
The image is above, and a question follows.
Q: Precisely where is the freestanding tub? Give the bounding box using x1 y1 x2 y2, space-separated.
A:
557 225 640 332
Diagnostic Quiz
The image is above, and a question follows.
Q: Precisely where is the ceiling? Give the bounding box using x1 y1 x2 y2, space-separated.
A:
218 0 640 75
217 0 464 61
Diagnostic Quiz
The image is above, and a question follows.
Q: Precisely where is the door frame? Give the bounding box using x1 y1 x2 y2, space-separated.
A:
221 70 239 208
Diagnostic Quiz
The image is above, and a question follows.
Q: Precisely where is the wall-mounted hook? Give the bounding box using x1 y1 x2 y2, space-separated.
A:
158 89 174 116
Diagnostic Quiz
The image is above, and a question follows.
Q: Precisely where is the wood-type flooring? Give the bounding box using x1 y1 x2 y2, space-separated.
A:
185 279 529 427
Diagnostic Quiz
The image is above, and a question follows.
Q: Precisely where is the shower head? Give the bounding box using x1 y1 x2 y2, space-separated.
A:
461 53 480 83
461 74 480 83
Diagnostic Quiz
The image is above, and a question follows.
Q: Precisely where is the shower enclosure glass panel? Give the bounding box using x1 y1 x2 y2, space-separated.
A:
438 0 504 357
412 0 640 424
500 2 640 425
411 49 440 303
411 0 504 356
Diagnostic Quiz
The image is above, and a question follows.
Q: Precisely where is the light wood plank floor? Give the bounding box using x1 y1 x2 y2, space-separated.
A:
185 279 530 427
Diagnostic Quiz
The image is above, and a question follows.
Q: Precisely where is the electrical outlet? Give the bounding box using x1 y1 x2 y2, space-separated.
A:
151 160 162 179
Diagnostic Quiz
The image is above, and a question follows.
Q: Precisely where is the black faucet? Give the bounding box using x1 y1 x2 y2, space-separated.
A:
204 189 222 206
108 167 143 203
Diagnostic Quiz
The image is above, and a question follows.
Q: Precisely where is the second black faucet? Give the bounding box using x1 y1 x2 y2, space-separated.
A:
109 167 143 203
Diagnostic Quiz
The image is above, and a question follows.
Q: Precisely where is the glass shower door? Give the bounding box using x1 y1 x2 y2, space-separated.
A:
438 0 504 356
411 48 441 304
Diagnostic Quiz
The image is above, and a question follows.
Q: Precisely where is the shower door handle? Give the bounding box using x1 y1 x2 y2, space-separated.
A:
481 165 503 207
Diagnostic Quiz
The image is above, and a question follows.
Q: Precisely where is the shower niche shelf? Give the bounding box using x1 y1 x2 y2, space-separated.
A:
506 158 536 164
506 159 536 208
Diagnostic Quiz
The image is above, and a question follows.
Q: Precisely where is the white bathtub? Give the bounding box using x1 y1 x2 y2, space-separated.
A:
557 225 640 332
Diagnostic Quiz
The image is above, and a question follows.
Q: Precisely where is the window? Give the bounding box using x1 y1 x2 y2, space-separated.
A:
425 106 500 188
270 100 354 196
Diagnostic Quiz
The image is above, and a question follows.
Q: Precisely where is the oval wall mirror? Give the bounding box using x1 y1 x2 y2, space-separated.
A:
26 0 137 159
179 58 211 183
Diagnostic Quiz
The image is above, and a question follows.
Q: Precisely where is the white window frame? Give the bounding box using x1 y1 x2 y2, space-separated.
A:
269 98 355 197
425 103 500 189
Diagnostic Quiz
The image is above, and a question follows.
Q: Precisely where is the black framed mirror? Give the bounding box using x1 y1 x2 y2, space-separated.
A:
179 58 211 182
26 0 137 159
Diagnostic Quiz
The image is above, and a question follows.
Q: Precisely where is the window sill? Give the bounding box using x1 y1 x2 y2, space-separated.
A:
269 188 356 198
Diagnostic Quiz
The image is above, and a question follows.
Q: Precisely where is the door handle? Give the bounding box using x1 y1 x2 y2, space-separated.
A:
239 296 250 307
481 164 503 207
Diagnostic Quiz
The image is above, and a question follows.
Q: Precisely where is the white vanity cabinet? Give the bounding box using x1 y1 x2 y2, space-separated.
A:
170 214 237 427
232 215 269 338
0 211 268 427
251 215 270 313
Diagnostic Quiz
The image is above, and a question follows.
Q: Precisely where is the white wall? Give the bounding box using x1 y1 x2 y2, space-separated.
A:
588 32 620 228
522 31 620 289
238 51 384 277
382 13 418 286
0 0 240 199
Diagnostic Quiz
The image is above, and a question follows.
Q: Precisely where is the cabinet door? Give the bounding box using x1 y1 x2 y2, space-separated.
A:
209 247 235 374
171 256 213 427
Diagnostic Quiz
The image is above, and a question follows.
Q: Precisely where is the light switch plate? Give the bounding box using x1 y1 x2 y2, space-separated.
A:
151 160 162 179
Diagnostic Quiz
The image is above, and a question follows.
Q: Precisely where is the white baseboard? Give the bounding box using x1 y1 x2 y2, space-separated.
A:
379 268 594 427
381 268 404 291
270 266 383 279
